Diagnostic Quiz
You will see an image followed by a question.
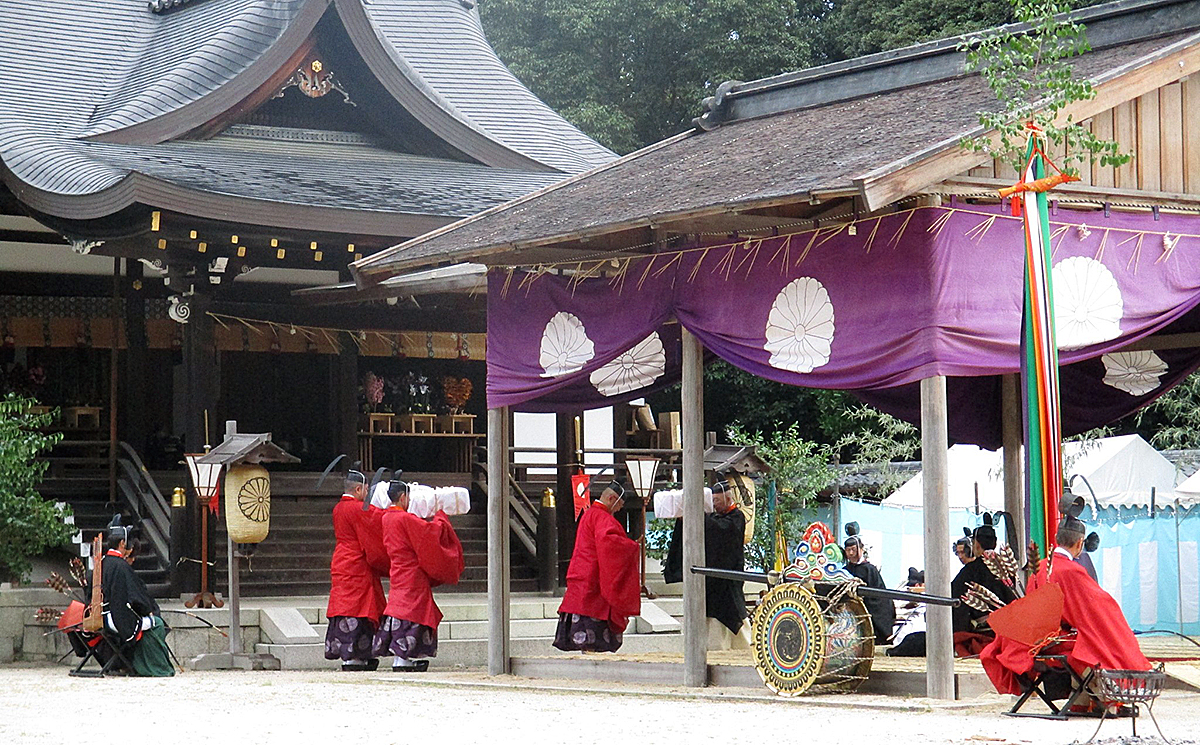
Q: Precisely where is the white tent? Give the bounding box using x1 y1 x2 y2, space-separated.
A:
1162 465 1200 505
883 435 1180 510
1065 434 1180 508
883 445 1005 510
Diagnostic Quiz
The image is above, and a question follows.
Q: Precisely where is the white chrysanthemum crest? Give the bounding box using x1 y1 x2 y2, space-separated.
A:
589 332 667 397
539 312 595 378
1101 350 1168 396
764 277 835 373
1053 256 1123 350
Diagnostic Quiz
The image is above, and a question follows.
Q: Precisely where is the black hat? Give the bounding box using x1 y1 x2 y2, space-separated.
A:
906 567 925 586
1084 531 1100 553
346 469 367 485
107 514 131 543
1058 514 1086 541
711 480 729 494
844 521 863 549
387 480 409 501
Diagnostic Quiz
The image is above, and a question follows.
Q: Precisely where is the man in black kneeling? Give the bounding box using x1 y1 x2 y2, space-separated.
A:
87 516 174 676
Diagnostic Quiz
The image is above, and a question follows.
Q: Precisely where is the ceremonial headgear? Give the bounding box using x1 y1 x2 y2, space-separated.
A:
972 513 998 549
346 469 367 485
844 522 863 549
711 480 730 494
1058 514 1086 541
601 479 626 500
107 514 130 543
1084 531 1100 553
905 567 925 586
388 479 410 502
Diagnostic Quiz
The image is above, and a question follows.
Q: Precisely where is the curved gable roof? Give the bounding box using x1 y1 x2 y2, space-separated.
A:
0 0 612 224
349 0 614 174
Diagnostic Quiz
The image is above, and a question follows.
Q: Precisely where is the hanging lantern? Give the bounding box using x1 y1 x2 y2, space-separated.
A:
224 464 271 543
186 454 222 515
624 456 660 502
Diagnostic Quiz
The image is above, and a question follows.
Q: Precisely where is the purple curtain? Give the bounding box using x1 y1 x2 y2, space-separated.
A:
486 204 1200 444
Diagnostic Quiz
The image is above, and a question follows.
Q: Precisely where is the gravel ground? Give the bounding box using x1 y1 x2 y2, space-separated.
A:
0 664 1196 745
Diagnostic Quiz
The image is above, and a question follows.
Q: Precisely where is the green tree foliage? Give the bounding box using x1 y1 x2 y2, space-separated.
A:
0 394 72 582
1136 374 1200 450
478 0 823 153
959 0 1129 174
834 405 921 492
729 423 834 570
819 0 1015 61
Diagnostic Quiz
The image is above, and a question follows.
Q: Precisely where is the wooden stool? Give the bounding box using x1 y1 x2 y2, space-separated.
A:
436 414 475 434
367 413 394 433
63 406 101 429
398 413 436 433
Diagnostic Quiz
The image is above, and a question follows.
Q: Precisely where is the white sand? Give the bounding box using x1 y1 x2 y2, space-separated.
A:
0 665 1195 745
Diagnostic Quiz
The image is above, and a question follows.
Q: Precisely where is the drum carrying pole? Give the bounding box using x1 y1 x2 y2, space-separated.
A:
690 566 960 607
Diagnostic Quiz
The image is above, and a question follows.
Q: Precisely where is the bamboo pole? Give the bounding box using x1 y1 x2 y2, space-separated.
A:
921 376 954 700
682 328 707 688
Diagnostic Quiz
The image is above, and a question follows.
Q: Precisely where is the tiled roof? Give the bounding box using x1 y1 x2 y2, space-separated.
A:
352 0 1200 277
0 0 613 228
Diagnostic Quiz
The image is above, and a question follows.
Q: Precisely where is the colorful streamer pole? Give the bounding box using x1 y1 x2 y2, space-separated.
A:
1006 126 1077 555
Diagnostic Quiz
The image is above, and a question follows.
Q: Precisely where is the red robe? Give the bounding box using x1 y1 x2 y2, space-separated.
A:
326 495 386 621
558 502 641 633
382 509 465 629
981 548 1150 695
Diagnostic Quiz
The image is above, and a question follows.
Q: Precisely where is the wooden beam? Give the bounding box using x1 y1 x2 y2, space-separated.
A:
487 406 512 676
682 327 707 688
856 42 1200 210
1122 332 1200 352
931 176 1200 212
1001 373 1025 566
921 376 954 700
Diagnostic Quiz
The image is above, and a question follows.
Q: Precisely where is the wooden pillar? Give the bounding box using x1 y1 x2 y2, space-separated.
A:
1001 373 1026 564
555 411 579 586
336 333 358 460
921 375 954 700
487 406 511 675
180 290 217 593
682 328 707 688
121 260 147 453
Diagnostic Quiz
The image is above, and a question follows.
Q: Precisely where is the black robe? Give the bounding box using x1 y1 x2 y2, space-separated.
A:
663 509 749 633
950 558 1017 633
846 560 895 643
93 554 162 644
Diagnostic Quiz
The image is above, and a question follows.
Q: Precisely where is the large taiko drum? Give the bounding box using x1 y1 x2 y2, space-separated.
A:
751 583 875 696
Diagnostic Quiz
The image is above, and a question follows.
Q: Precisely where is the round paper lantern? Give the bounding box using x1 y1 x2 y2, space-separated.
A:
224 464 270 543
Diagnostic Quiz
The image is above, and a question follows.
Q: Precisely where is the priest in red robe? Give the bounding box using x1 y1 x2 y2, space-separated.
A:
554 479 641 653
325 470 387 671
981 515 1150 698
373 480 465 672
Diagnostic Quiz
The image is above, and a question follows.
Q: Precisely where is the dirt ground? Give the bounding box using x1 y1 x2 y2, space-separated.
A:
0 664 1196 745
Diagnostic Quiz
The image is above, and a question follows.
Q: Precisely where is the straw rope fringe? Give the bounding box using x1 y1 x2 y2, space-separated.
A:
489 206 1200 282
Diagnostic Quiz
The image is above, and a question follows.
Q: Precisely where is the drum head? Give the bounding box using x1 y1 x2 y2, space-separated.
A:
815 594 875 691
751 584 827 696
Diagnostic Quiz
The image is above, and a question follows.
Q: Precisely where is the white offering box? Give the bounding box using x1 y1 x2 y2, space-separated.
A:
406 484 470 518
434 486 471 516
651 488 713 519
407 484 438 519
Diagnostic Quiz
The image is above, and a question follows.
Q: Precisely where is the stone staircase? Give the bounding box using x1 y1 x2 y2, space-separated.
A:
253 594 683 669
212 496 539 597
40 439 172 596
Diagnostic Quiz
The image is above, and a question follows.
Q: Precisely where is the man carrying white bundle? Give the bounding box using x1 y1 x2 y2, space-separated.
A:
372 480 465 672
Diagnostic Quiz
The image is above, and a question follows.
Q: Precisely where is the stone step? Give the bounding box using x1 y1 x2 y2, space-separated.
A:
255 631 683 670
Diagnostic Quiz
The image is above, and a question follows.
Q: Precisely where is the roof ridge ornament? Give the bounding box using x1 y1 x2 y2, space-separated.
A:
274 53 356 107
148 0 210 14
693 80 742 132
